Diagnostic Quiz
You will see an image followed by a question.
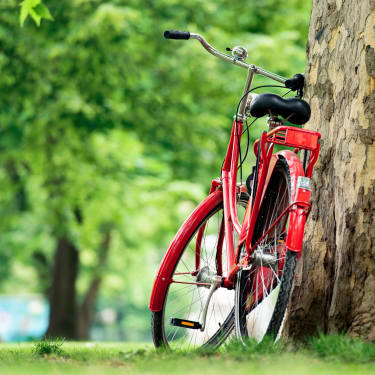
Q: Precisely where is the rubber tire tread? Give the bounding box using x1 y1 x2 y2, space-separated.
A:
265 156 297 339
265 250 298 338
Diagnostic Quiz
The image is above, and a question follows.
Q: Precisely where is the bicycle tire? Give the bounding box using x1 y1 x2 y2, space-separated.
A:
235 157 298 343
152 192 249 350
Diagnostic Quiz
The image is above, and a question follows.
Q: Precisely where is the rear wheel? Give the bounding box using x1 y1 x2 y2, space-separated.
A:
152 193 248 350
235 158 298 343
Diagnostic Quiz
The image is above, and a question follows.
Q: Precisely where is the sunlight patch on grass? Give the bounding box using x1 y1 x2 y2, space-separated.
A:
0 336 375 375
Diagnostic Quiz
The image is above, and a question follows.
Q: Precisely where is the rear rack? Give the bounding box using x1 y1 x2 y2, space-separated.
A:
265 126 320 150
254 126 320 153
254 126 321 178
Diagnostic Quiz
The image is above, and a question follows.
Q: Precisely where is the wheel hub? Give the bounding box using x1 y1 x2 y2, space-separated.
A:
196 266 217 288
251 248 277 268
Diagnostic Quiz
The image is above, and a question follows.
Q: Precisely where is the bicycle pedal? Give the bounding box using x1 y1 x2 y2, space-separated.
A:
170 318 202 330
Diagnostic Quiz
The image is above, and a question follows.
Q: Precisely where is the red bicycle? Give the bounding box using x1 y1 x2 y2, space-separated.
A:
149 30 321 350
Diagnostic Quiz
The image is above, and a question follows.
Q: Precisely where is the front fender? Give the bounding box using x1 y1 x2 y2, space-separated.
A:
149 189 223 312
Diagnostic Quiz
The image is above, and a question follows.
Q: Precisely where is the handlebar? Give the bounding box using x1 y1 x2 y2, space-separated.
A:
285 74 305 91
164 30 288 85
164 30 190 40
164 30 305 90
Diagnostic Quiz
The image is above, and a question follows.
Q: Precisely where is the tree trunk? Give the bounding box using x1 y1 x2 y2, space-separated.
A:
285 0 375 340
76 232 111 340
46 236 79 339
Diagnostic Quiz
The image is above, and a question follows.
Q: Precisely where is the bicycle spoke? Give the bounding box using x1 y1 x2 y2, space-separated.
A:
236 160 295 343
158 196 247 349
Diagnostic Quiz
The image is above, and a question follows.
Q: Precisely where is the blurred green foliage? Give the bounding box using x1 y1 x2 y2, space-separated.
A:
19 0 53 26
1 0 311 340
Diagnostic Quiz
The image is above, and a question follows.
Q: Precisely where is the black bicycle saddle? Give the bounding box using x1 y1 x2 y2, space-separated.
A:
249 93 311 125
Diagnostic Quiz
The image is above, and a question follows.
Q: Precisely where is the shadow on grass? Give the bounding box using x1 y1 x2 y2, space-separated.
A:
221 333 375 364
221 335 284 359
306 333 375 363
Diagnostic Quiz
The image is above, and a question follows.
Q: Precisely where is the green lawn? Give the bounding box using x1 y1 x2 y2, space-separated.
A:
1 336 375 375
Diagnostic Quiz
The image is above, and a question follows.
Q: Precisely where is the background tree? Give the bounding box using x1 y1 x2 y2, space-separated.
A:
285 0 375 340
0 0 310 340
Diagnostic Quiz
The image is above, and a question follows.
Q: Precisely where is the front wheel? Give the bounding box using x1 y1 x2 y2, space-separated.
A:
235 158 298 343
151 192 248 350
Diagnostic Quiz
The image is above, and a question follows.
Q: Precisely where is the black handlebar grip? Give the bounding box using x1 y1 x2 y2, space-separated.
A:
164 30 191 40
285 73 305 91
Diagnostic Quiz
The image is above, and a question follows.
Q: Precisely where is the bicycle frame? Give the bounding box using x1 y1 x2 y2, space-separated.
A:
194 60 281 270
193 52 321 286
149 32 322 313
202 122 321 288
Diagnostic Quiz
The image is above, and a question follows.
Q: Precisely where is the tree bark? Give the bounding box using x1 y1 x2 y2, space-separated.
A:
285 0 375 340
76 232 111 340
46 236 79 339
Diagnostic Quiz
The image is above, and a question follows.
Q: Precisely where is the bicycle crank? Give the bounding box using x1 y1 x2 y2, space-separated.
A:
170 278 221 332
196 266 218 288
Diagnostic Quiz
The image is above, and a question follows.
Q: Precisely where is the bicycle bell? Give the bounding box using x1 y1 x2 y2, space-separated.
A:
232 46 248 61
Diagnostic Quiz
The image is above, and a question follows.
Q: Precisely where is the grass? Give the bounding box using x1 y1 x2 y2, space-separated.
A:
0 335 375 375
32 337 65 356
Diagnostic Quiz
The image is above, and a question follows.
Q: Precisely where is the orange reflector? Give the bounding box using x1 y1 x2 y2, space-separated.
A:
170 317 202 329
181 321 194 327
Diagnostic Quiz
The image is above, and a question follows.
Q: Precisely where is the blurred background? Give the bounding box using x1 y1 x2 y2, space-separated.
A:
0 0 310 342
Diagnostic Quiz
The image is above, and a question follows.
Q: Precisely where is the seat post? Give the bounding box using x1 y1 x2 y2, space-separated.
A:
236 66 256 121
267 116 282 130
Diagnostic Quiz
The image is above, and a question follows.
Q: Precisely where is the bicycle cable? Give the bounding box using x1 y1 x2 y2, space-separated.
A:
220 84 293 184
282 89 292 97
234 85 291 180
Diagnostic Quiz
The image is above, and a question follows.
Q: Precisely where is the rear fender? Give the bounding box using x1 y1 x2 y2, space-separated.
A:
277 150 310 254
277 150 305 201
239 152 300 246
258 150 305 207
